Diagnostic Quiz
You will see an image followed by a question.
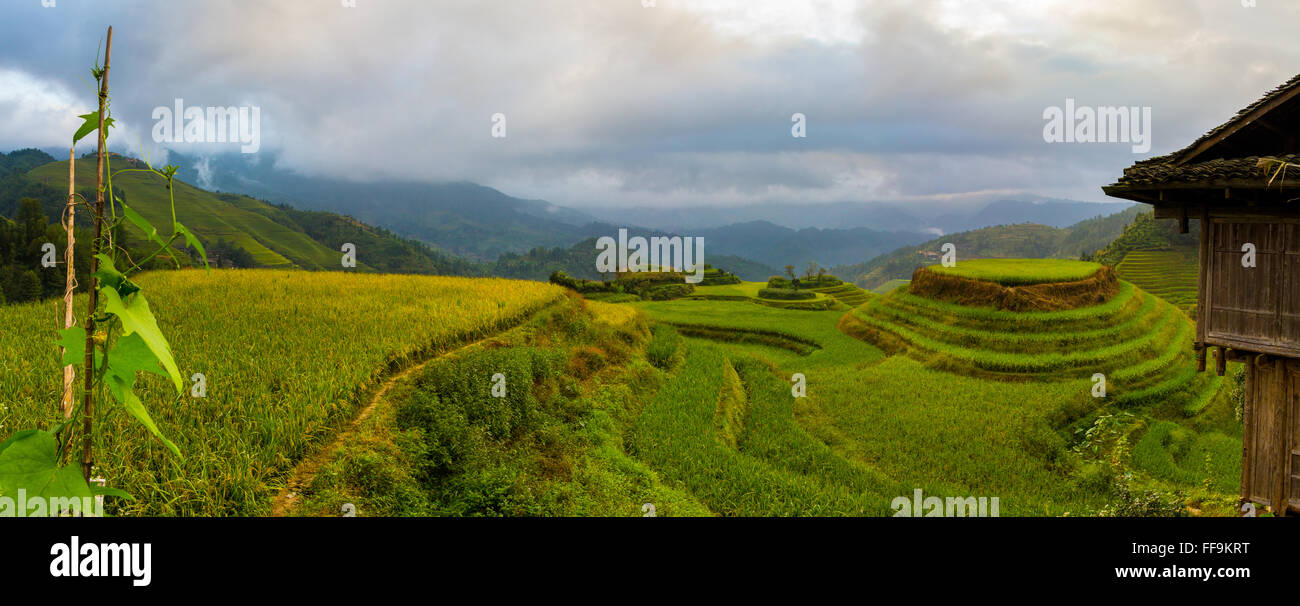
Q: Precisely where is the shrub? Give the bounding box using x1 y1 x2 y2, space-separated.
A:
394 391 482 480
800 275 843 288
758 287 815 300
1097 478 1187 517
549 270 617 295
646 324 679 370
700 269 741 286
1229 364 1246 422
568 346 608 380
643 283 694 300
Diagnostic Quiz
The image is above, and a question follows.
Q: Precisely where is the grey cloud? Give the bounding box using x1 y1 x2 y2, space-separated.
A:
1 0 1299 209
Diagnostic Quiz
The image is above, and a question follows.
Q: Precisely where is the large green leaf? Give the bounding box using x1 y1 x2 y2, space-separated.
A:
91 253 138 298
173 222 209 272
90 484 133 499
104 373 181 459
107 333 170 381
0 430 92 501
72 111 115 146
56 326 86 367
123 203 168 249
101 334 182 458
99 285 183 393
0 429 40 458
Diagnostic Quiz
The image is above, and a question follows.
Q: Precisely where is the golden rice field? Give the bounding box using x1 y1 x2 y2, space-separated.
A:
0 270 564 516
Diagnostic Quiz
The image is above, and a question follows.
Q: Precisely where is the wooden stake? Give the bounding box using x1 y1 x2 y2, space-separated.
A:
81 26 111 482
61 148 76 418
1275 357 1289 517
1241 355 1255 505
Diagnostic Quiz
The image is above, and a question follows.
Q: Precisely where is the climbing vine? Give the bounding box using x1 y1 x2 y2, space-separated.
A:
0 27 206 515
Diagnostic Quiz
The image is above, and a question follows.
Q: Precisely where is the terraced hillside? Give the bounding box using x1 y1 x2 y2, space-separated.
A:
1115 249 1199 313
689 281 838 310
837 260 1238 513
870 279 910 295
628 294 1238 515
811 282 870 307
850 269 1221 412
929 258 1103 285
29 159 341 268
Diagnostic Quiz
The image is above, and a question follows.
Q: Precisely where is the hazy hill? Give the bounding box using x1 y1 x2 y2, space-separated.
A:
161 152 1131 269
836 205 1143 289
693 220 928 269
936 199 1136 233
585 198 1134 233
491 236 778 282
166 152 595 262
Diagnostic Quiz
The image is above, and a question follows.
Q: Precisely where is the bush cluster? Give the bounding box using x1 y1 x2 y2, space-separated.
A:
757 287 816 300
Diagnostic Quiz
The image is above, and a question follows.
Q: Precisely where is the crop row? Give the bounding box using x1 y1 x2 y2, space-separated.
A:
885 281 1143 332
849 280 1222 410
811 283 871 307
1116 250 1199 311
862 290 1163 353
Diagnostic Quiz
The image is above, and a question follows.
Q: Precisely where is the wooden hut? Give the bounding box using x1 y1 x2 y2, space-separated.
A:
1103 73 1300 516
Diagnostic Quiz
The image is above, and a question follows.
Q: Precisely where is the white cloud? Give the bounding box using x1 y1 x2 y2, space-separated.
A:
670 0 867 45
0 67 160 161
0 68 83 150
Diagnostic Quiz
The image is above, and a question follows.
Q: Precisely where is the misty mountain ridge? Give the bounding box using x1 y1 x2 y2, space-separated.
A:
144 150 1134 274
579 197 1133 234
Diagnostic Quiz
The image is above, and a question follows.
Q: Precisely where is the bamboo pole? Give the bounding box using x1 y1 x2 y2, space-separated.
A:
81 26 111 482
61 148 76 418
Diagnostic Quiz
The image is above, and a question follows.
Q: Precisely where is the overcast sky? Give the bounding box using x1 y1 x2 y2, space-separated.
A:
2 0 1298 209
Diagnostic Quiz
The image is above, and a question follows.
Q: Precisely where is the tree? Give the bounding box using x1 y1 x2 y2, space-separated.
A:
18 197 46 244
0 265 13 302
42 224 71 299
209 237 256 269
805 261 820 280
17 269 41 303
0 217 14 264
17 198 47 267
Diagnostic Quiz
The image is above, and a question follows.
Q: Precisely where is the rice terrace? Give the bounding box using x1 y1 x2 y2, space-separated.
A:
4 1 1299 593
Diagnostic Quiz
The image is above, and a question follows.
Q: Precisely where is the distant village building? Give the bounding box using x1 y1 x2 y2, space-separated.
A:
1104 74 1300 516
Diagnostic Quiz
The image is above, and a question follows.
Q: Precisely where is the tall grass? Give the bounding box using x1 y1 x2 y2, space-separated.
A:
0 269 564 515
929 259 1103 285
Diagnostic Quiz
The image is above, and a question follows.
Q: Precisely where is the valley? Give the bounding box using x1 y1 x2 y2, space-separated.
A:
0 251 1239 517
0 146 1231 518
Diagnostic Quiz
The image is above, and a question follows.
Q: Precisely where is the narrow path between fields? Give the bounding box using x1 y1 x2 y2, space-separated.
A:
269 322 531 516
